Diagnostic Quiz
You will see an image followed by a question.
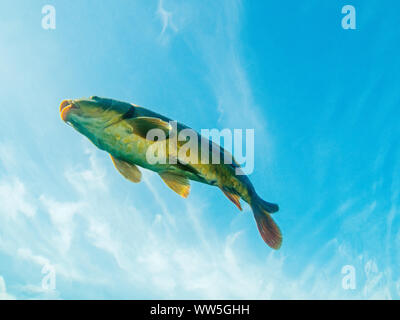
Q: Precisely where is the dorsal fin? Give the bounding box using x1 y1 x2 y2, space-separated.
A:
159 172 190 198
110 155 142 183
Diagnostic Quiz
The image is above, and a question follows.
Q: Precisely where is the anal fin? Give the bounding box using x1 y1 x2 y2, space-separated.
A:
159 172 190 198
110 155 142 183
221 187 242 211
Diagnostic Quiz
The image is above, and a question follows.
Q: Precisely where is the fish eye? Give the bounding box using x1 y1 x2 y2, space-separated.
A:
90 96 100 100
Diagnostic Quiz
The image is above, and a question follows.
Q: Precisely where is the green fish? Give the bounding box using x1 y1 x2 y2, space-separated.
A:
60 96 282 249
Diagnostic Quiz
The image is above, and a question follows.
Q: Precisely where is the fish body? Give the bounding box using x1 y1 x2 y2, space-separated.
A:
60 96 282 249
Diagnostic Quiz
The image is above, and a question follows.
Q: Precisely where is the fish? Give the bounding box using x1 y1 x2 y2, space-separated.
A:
60 96 282 249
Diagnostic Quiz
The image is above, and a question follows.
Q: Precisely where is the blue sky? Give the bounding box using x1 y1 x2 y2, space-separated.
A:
0 0 399 299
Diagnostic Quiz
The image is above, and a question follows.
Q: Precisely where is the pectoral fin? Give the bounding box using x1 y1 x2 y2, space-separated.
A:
126 117 172 140
221 187 242 211
110 155 142 183
159 172 190 198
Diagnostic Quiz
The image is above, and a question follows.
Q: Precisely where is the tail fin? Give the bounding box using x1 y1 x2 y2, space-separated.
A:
258 198 279 214
251 196 282 249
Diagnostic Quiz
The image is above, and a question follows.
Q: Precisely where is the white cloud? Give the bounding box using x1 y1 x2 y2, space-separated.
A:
38 145 291 298
0 139 396 299
0 142 17 172
172 0 275 162
17 284 60 300
0 1 398 299
0 276 15 300
156 0 178 44
64 146 108 195
195 2 259 124
18 248 50 266
142 171 177 227
0 177 36 219
39 195 83 253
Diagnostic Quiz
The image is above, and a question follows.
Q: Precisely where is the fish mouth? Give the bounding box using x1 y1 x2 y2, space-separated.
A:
60 99 79 122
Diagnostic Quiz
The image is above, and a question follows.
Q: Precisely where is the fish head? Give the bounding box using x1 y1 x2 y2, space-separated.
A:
60 96 132 135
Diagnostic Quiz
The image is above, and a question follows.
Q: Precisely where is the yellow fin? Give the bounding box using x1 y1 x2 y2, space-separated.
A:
110 155 142 183
126 116 172 140
159 172 190 198
221 188 242 211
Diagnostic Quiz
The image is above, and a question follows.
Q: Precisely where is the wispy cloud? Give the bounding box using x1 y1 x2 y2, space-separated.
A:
16 248 60 299
170 0 275 161
0 142 17 173
0 177 36 219
28 145 383 298
0 135 397 299
156 0 178 44
0 1 399 300
0 276 15 300
39 195 83 253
